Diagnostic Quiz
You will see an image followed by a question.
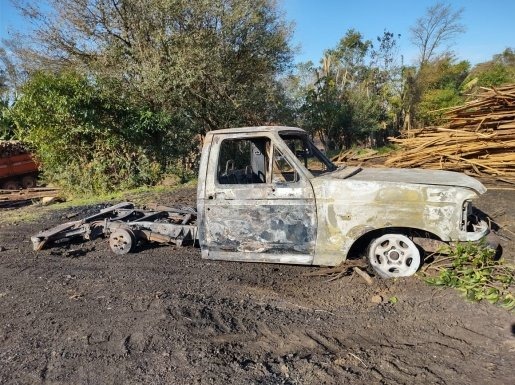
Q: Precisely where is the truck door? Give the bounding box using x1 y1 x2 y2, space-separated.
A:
201 133 317 264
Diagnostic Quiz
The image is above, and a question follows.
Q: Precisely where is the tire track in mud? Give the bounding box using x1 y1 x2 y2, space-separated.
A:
2 256 513 384
156 290 515 385
1 188 514 384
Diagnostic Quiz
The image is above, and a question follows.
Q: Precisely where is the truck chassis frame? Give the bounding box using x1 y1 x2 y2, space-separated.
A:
31 202 198 254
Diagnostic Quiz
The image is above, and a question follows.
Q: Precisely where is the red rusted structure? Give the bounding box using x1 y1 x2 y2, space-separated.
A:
0 152 39 189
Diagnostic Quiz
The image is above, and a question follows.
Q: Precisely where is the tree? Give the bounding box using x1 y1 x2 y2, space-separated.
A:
9 0 293 135
404 56 470 127
402 3 466 130
370 30 403 135
2 0 293 191
300 55 352 150
299 34 370 150
8 71 187 193
0 51 16 139
287 29 402 150
410 2 465 66
326 29 372 90
464 48 515 89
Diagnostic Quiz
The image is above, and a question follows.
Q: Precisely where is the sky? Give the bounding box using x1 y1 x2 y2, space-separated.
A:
1 0 514 67
280 0 515 66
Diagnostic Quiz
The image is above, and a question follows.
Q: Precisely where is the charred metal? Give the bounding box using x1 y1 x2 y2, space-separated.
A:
31 202 197 254
32 126 498 278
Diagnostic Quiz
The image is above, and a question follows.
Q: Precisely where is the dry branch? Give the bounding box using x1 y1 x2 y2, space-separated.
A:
0 188 60 208
386 85 515 182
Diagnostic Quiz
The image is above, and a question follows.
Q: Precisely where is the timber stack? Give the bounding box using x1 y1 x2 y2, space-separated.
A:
0 141 39 189
386 84 515 183
0 141 30 158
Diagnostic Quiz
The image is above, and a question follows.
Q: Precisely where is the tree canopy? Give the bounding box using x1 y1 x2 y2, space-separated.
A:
11 0 293 131
3 0 294 192
409 2 465 65
1 0 514 193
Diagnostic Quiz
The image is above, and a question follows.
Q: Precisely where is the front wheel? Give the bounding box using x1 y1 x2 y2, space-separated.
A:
367 233 421 278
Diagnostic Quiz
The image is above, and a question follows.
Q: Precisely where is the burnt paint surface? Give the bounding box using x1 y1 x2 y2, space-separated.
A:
204 202 316 255
199 128 317 264
311 178 480 266
197 126 489 267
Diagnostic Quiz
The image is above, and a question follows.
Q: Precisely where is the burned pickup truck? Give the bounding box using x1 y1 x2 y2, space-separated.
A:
32 126 495 278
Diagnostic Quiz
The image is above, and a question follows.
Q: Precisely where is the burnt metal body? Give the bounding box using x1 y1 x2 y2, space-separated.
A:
31 202 197 253
32 126 494 271
196 126 492 266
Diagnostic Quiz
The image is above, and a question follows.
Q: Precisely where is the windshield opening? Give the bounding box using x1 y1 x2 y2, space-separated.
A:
279 133 337 176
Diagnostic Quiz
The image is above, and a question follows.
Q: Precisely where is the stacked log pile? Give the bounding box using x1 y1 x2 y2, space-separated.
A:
386 85 515 183
0 141 30 157
0 188 61 208
332 148 384 163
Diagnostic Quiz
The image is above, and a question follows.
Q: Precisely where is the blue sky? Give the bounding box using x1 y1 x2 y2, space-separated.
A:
1 0 514 66
0 0 22 33
280 0 515 66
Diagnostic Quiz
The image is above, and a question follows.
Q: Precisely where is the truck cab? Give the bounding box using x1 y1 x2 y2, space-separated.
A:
197 126 493 278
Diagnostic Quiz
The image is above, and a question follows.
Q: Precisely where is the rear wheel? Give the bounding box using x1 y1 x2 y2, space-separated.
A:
109 228 136 255
21 175 37 189
367 233 421 278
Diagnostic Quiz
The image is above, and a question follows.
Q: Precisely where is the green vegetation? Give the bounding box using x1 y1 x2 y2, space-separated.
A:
465 49 515 88
1 0 292 194
9 71 174 193
286 29 398 151
415 58 470 126
422 243 515 310
0 57 13 139
376 145 398 155
0 1 514 194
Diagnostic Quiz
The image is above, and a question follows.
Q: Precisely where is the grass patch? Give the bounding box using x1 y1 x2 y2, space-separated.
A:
376 144 398 155
61 179 196 207
421 242 515 310
0 208 43 225
0 180 198 225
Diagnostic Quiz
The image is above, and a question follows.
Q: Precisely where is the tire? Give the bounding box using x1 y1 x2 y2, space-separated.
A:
21 175 37 189
109 228 136 255
2 180 20 190
367 233 421 278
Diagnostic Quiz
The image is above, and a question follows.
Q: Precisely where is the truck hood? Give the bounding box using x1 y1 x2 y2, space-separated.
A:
324 166 487 194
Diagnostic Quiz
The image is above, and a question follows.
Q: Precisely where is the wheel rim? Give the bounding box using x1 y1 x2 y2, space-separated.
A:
109 228 135 255
368 234 421 278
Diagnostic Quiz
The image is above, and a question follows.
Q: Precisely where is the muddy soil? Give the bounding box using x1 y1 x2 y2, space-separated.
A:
0 186 514 385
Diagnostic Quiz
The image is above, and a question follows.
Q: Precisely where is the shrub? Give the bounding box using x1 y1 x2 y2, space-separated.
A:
9 71 195 194
422 242 514 310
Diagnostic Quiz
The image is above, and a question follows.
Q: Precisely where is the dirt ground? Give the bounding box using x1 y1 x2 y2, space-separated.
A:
0 186 514 385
